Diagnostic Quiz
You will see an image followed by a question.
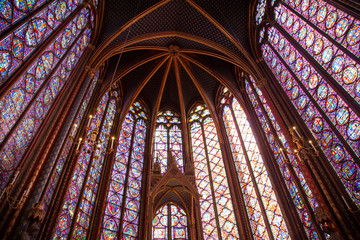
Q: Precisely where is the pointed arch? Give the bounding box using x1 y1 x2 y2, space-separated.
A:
154 108 184 173
255 0 360 208
189 102 240 239
100 100 149 240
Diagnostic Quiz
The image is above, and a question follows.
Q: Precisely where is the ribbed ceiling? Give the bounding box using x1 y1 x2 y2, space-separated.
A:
94 0 255 117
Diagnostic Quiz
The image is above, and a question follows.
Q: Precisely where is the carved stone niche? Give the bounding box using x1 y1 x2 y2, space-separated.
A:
148 152 200 239
19 202 46 240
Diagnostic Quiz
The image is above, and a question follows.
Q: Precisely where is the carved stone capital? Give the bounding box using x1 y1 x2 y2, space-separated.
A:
256 56 264 63
28 202 46 222
85 65 96 76
87 43 96 51
255 77 267 87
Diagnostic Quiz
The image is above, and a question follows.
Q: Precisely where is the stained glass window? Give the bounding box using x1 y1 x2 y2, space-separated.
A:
1 7 90 144
43 70 99 211
256 0 360 207
100 101 148 240
53 90 117 239
244 77 322 239
219 91 290 239
0 2 96 191
0 0 86 86
154 109 183 173
0 1 50 33
152 203 188 240
189 103 239 239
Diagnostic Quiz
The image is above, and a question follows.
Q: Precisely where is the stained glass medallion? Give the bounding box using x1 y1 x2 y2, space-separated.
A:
101 101 147 240
0 1 87 87
0 27 91 191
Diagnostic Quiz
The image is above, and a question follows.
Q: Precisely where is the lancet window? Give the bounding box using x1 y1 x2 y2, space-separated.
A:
0 1 97 191
43 70 100 211
219 89 290 239
256 0 360 207
189 103 239 239
100 101 148 239
154 109 183 173
244 77 324 238
53 89 117 239
152 203 188 240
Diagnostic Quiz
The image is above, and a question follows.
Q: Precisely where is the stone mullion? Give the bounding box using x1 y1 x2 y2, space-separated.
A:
138 116 150 240
67 96 111 239
40 77 103 240
280 2 359 63
0 0 55 41
258 58 355 237
181 120 192 171
118 116 138 239
273 21 360 117
88 99 122 240
199 122 222 240
323 0 360 18
37 73 97 208
247 78 325 239
0 24 89 154
168 204 172 240
216 106 254 240
229 105 275 240
267 40 360 164
167 126 170 169
241 82 312 239
13 65 93 240
0 4 85 99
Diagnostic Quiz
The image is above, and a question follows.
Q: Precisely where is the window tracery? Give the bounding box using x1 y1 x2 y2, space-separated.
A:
0 1 96 192
219 89 290 239
100 101 148 240
189 103 239 239
154 109 183 173
256 0 360 207
152 203 188 240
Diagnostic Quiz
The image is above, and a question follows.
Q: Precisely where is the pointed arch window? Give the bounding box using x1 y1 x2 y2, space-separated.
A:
54 90 117 239
43 70 99 211
219 90 290 239
152 203 188 240
256 0 360 206
0 0 88 85
189 103 239 239
0 0 52 33
154 109 183 173
0 2 97 191
100 101 148 240
244 77 324 238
